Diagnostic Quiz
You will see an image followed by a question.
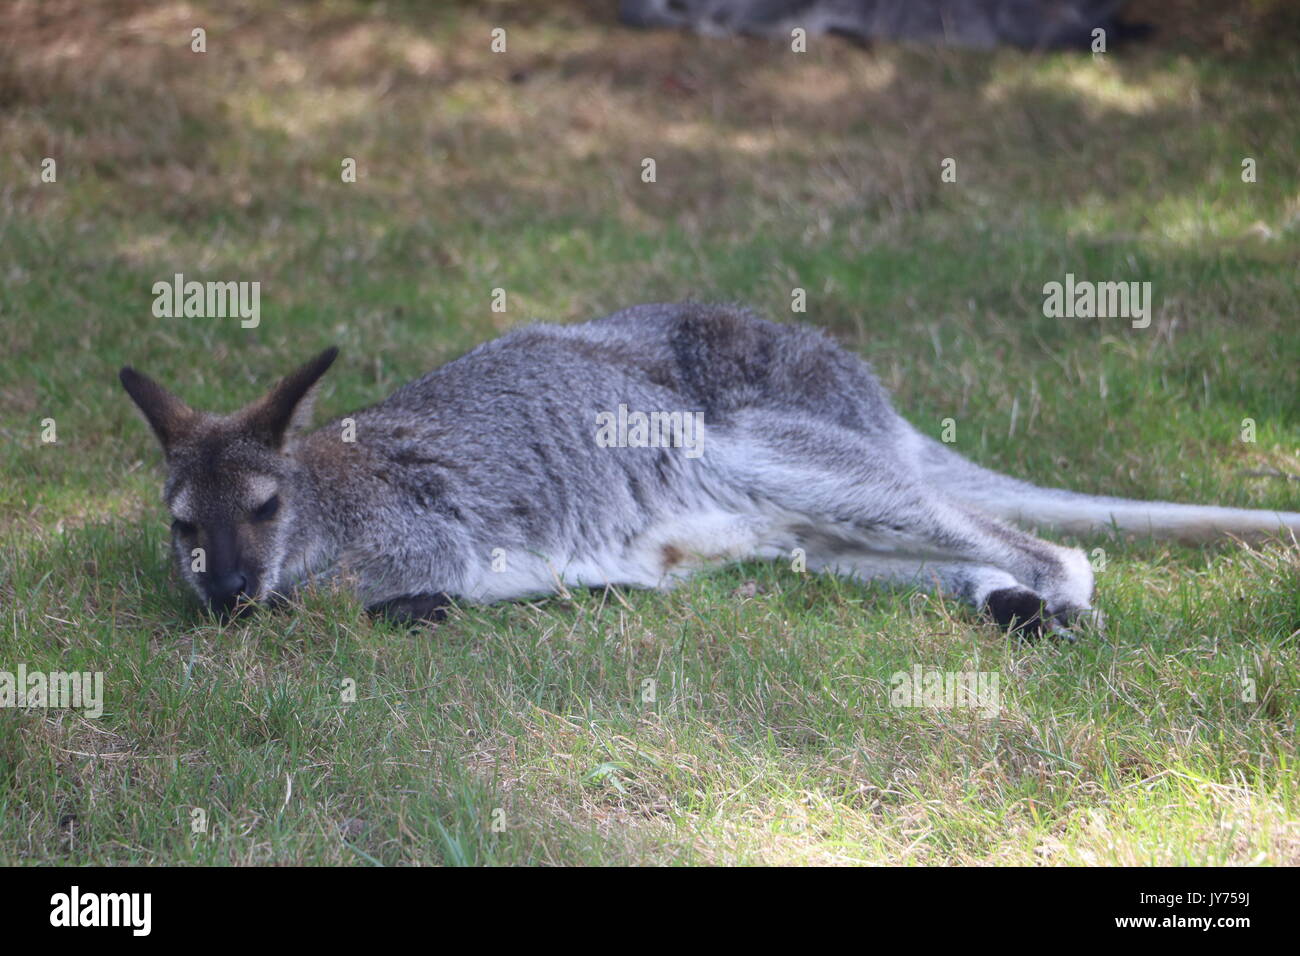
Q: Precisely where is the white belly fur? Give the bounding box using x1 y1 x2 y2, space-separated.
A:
459 504 794 603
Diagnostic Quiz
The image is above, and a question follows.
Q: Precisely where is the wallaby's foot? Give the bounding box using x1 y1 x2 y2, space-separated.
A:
367 592 453 627
983 586 1103 643
983 586 1050 638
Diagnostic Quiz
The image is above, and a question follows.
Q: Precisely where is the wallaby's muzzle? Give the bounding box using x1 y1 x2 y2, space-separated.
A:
207 571 256 619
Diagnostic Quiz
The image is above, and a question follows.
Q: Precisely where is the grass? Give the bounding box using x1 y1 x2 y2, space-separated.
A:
0 0 1298 864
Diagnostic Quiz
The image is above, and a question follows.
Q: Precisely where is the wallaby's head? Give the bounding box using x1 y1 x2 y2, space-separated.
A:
119 348 338 618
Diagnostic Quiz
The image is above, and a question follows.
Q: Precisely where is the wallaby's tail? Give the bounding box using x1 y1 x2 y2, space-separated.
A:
918 435 1300 543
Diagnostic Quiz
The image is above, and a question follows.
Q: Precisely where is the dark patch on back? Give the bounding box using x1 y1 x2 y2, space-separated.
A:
663 302 894 433
668 304 779 417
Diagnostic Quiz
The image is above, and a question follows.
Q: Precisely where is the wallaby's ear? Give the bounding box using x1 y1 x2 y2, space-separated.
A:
119 367 197 453
242 347 339 448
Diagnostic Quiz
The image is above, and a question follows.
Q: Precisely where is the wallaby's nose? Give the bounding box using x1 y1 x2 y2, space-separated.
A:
209 572 249 613
214 572 247 596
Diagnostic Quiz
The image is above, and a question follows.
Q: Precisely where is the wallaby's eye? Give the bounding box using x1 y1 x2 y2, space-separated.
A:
172 518 196 537
251 495 280 522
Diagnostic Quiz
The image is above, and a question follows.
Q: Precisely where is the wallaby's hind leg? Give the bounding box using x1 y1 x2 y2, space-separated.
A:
717 413 1096 630
800 500 1096 633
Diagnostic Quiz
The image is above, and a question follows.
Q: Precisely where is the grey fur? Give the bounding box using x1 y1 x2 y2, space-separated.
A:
618 0 1130 50
121 302 1299 633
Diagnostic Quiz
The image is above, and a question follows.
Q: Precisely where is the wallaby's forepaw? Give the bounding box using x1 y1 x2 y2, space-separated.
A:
367 592 453 627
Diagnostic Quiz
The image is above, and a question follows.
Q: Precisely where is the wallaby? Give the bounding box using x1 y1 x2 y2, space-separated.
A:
618 0 1135 50
120 302 1299 636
